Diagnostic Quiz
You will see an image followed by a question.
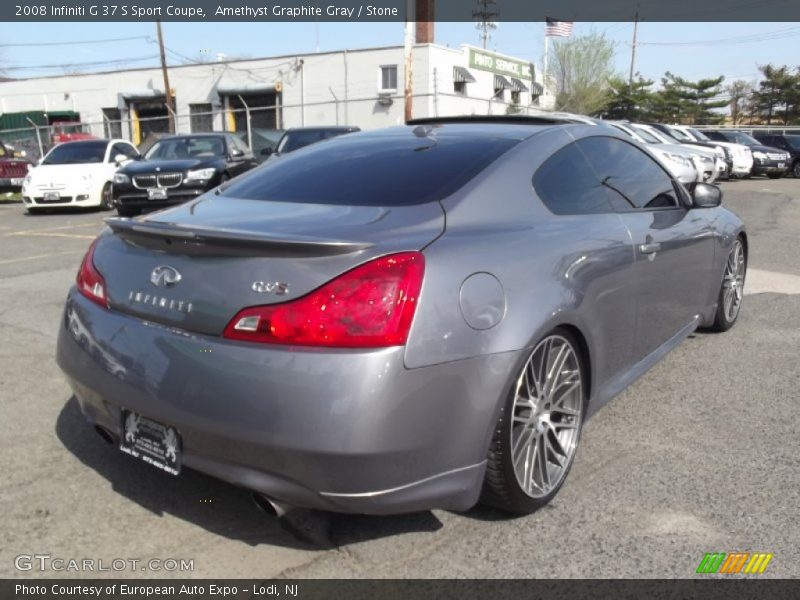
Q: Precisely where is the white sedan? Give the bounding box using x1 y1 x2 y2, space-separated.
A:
22 139 139 214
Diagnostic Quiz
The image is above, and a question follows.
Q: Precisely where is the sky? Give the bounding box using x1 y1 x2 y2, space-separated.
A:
1 21 798 87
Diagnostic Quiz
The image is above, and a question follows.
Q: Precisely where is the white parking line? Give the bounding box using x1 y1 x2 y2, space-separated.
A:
745 269 800 295
0 250 84 266
4 222 101 236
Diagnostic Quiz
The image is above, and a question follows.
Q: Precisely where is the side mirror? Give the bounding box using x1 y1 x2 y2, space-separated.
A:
114 153 129 165
230 148 245 160
691 182 722 208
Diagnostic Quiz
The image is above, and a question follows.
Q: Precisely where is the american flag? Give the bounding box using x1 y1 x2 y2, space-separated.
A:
545 18 574 37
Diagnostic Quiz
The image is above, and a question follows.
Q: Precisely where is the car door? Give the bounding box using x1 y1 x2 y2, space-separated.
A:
577 136 716 362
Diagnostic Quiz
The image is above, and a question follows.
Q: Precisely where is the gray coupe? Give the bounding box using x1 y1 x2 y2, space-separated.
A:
56 116 747 516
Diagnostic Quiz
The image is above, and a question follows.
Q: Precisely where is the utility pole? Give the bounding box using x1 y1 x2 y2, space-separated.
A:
628 6 639 86
403 0 414 122
156 21 175 134
473 0 498 49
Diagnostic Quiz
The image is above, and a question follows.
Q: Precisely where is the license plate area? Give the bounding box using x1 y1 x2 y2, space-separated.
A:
120 410 181 475
777 162 785 169
43 192 60 202
11 178 23 186
147 188 168 200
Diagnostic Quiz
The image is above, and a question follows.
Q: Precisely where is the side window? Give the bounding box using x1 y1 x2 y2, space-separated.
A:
109 143 126 162
122 143 139 159
229 135 252 156
577 137 679 210
533 142 615 215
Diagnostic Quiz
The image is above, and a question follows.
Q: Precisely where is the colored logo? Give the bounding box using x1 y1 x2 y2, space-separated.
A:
697 552 773 574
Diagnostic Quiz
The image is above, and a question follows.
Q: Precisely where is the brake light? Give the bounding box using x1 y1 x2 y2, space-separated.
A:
223 252 424 348
76 238 108 308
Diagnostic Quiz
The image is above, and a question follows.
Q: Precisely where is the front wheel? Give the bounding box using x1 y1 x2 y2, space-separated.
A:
709 238 746 332
481 329 587 514
792 161 800 178
99 182 114 210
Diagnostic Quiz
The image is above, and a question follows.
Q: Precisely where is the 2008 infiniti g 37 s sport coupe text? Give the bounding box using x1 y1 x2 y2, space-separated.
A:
57 117 747 516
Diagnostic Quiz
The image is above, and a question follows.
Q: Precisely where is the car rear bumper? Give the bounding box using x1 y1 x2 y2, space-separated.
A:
56 290 519 514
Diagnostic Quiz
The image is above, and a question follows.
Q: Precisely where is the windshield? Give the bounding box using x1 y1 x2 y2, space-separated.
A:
628 126 660 144
276 130 341 154
666 126 692 141
724 131 760 145
42 141 107 165
145 136 226 160
785 136 800 150
688 128 711 141
633 125 668 144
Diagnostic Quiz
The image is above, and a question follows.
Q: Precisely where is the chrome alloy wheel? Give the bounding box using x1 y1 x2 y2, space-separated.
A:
510 335 583 499
722 239 745 323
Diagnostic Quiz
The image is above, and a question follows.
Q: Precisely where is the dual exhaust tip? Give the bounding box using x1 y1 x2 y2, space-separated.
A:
93 423 294 519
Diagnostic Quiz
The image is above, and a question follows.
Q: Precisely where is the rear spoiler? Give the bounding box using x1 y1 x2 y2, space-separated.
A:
105 217 372 257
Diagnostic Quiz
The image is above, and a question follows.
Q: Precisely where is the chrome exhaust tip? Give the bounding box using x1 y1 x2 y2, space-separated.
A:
251 492 293 518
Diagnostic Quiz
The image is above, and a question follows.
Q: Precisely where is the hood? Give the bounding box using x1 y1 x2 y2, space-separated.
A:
121 157 222 174
28 163 101 183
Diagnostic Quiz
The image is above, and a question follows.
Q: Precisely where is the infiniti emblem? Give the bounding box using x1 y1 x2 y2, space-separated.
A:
150 265 182 287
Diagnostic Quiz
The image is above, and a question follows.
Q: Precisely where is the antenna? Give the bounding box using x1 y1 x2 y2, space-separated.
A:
473 0 499 49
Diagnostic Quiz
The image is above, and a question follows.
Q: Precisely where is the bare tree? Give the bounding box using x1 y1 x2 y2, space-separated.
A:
726 80 754 125
550 32 616 115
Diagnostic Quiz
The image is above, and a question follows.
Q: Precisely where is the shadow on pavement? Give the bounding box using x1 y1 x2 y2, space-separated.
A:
56 395 443 550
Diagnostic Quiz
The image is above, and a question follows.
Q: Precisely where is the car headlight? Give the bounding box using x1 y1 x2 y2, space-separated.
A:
753 151 766 160
699 155 713 164
665 153 692 168
113 173 130 185
23 174 32 186
184 168 217 182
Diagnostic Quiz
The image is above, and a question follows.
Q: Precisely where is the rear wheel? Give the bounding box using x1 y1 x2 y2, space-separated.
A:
482 329 586 514
792 161 800 178
709 238 746 332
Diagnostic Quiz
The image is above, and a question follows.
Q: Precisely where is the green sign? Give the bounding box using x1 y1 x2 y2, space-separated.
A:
468 48 534 80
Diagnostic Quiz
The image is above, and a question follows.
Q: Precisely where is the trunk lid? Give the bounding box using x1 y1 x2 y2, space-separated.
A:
94 195 444 335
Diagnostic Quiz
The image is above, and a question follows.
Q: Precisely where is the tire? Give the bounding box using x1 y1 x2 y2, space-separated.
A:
25 207 41 215
481 328 587 514
792 161 800 178
767 173 781 179
116 206 140 218
99 182 114 210
709 237 746 332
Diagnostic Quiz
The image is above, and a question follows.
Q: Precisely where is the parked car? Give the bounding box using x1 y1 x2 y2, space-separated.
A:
244 128 285 163
651 123 733 179
607 122 699 185
0 137 31 193
629 123 720 183
266 126 360 159
50 120 97 145
638 124 727 181
57 117 746 516
21 139 138 214
703 130 791 178
751 133 800 178
671 125 753 179
112 133 259 217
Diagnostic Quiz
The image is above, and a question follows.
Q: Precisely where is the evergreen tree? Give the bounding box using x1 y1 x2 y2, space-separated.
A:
602 76 655 121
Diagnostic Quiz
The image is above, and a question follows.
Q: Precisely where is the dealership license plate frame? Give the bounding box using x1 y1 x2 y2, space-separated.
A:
147 188 168 201
119 410 182 475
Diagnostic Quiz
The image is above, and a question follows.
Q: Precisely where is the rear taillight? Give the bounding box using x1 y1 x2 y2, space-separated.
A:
223 252 424 348
76 238 108 308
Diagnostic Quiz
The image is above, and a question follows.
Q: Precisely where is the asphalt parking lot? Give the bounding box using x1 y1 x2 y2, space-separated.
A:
1 177 798 579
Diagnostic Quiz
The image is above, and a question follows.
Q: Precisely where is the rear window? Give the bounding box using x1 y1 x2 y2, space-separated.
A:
223 131 521 206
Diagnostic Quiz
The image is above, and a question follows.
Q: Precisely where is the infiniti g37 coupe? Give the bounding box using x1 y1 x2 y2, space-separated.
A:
56 117 747 515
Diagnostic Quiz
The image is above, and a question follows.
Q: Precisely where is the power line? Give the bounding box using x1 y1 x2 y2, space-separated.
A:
0 35 151 48
639 26 800 47
5 55 159 72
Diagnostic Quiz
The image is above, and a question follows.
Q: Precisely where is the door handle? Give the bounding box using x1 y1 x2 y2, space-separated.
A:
639 242 661 255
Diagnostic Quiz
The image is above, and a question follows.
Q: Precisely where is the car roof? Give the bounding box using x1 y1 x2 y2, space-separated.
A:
284 126 359 132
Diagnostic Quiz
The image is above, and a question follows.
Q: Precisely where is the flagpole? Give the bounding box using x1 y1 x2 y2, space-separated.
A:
543 34 549 95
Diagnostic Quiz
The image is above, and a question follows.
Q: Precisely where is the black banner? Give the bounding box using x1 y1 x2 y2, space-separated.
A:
4 579 800 600
4 0 800 22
